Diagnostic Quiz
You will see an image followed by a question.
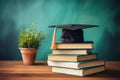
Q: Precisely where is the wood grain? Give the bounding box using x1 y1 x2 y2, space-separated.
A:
0 61 120 80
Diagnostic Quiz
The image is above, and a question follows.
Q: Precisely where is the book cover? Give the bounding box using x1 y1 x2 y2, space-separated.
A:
48 60 105 69
52 49 91 55
52 66 105 76
48 54 97 62
55 42 93 49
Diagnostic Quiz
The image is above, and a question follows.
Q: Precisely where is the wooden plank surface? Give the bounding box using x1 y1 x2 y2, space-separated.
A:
0 61 120 80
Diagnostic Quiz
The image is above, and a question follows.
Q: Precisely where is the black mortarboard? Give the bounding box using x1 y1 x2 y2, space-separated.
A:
49 24 98 30
49 24 98 43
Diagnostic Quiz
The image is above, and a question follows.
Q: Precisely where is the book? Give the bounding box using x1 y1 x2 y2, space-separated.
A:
48 54 97 62
52 49 91 55
52 66 105 76
48 60 105 69
55 42 93 49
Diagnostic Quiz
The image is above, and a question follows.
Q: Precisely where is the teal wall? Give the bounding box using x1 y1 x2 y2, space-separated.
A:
0 0 120 60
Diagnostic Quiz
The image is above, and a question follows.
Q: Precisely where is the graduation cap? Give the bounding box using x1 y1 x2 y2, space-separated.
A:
49 24 98 30
49 24 98 49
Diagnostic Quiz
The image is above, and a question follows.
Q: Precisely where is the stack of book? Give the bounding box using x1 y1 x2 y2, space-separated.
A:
48 24 105 76
48 42 105 76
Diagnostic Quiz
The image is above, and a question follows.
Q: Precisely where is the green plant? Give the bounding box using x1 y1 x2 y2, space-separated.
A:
18 23 46 48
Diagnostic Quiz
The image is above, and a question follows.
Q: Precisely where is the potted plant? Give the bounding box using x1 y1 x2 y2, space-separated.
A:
18 23 46 65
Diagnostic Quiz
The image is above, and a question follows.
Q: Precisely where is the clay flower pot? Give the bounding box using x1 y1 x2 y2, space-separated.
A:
19 48 38 65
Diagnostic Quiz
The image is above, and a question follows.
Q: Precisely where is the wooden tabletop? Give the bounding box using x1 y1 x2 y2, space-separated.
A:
0 61 120 80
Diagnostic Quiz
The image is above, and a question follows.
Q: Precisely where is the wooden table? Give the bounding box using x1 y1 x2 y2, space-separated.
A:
0 61 120 80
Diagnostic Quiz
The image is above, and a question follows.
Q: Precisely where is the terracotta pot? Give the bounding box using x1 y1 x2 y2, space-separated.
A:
19 48 38 65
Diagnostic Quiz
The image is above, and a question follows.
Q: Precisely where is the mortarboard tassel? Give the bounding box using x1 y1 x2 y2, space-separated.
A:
51 27 57 50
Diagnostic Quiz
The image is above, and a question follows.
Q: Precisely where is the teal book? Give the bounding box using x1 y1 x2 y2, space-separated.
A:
52 66 105 77
48 60 105 69
48 54 97 62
